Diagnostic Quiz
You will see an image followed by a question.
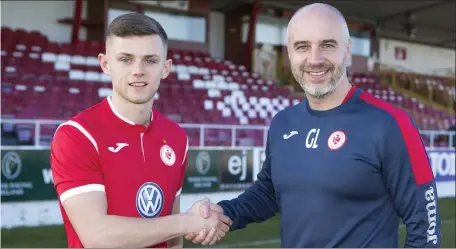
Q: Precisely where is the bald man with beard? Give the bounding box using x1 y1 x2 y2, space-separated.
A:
184 3 441 248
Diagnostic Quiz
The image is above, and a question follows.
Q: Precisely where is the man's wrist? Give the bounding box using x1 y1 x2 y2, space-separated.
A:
176 213 192 235
217 201 228 216
217 201 235 230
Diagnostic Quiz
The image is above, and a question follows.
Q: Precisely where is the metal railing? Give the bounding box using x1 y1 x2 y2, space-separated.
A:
179 123 268 148
0 118 455 149
0 119 269 149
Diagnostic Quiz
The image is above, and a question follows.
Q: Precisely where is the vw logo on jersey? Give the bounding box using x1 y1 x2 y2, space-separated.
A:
328 130 346 150
136 182 164 218
160 144 176 166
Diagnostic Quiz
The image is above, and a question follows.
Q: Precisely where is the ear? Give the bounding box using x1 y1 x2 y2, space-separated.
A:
345 38 352 58
286 44 290 59
98 53 110 76
160 58 172 79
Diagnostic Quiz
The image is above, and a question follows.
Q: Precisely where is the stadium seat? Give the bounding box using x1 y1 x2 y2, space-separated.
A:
1 27 454 147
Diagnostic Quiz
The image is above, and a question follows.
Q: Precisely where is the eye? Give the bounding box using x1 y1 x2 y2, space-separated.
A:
120 58 131 63
322 44 335 49
296 45 309 51
145 59 157 64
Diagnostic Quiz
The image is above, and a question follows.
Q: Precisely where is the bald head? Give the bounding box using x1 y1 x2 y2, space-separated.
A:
287 3 350 44
286 3 352 100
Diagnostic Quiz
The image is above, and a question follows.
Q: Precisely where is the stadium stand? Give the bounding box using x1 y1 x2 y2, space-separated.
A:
1 26 455 147
1 2 455 248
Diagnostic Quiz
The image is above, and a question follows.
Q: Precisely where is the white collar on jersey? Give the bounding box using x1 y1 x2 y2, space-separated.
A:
107 96 153 125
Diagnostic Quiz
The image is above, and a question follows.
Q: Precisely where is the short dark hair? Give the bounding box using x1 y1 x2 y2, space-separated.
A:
107 12 168 46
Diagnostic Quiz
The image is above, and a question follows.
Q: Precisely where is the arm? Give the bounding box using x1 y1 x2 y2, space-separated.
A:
381 116 441 247
184 132 278 244
167 195 183 248
51 124 217 248
63 191 194 248
168 135 189 248
217 132 279 230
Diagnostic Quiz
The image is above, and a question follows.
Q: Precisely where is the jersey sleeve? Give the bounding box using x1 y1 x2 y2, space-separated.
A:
50 121 104 204
176 135 189 196
218 130 279 231
381 115 441 247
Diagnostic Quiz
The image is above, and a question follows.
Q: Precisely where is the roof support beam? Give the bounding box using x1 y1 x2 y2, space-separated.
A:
436 37 456 47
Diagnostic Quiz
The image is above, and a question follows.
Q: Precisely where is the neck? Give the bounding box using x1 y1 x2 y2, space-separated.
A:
110 93 153 126
306 77 352 111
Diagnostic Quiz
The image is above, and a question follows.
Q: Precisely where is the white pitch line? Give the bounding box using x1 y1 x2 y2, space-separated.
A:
215 219 455 248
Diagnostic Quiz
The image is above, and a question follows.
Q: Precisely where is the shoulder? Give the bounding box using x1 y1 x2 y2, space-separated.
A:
72 100 107 128
261 101 304 147
52 101 105 153
60 99 106 129
268 101 303 130
357 91 418 132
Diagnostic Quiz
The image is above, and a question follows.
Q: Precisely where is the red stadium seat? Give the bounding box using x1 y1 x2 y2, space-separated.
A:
1 26 454 147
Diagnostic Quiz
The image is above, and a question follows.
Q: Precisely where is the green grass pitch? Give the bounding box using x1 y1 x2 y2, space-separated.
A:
1 198 454 248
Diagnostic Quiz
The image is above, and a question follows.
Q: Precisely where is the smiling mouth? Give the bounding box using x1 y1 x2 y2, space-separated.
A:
129 82 147 87
306 69 330 76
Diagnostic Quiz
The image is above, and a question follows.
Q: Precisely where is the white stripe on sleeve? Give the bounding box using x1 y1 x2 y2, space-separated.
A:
55 120 99 153
175 187 182 196
181 136 189 166
60 184 105 203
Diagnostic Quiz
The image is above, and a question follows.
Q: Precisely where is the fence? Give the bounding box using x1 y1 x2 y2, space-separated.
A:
1 118 455 149
0 119 456 149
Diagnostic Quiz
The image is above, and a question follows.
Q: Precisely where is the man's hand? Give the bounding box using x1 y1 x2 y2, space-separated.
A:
184 199 231 245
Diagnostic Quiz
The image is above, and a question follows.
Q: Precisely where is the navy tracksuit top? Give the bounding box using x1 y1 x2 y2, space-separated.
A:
218 86 441 247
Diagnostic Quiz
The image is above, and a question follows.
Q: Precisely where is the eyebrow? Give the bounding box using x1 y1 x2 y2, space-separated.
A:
293 39 338 48
117 52 160 59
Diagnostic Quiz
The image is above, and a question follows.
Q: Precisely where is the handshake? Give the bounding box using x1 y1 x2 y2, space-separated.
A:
183 198 232 246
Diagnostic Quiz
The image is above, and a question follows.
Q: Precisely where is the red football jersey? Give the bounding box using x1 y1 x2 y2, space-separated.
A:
50 97 188 248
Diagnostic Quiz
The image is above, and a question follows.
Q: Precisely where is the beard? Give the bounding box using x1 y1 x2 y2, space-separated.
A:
292 54 348 99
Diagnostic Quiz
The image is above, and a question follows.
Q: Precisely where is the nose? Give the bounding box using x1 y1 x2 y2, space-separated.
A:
132 61 146 77
308 47 324 65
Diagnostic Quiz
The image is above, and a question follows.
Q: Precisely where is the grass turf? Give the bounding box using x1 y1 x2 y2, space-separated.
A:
1 198 454 248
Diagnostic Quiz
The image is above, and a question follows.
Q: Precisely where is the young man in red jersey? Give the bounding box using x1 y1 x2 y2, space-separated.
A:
50 13 231 248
